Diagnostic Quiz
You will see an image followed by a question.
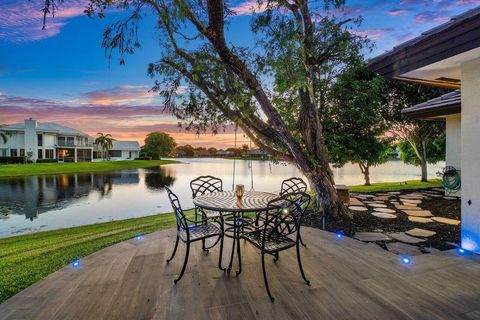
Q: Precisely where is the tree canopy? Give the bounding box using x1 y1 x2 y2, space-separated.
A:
143 132 177 159
326 62 392 185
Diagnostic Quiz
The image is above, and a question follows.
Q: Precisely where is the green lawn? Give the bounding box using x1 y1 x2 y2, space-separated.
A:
0 211 193 303
0 160 177 178
349 179 443 193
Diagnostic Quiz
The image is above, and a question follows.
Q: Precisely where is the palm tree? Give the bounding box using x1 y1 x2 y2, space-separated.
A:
94 133 115 160
0 128 9 144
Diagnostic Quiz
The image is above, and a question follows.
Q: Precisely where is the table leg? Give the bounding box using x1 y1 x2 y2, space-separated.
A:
235 216 242 275
227 212 237 274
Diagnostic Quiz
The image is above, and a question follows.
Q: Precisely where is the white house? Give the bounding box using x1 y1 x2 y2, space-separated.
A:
0 119 140 162
369 7 480 253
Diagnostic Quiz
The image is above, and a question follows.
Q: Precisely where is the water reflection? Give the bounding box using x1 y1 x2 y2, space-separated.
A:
145 166 176 190
0 167 176 222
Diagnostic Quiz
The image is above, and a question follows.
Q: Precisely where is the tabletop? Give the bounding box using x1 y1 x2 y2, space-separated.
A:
193 191 279 212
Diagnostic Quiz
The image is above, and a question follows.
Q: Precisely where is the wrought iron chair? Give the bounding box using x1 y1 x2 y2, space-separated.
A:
190 175 223 220
242 192 311 302
280 177 308 246
165 187 224 283
280 177 308 196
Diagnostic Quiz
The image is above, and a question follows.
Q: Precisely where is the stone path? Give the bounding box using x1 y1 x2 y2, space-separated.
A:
406 228 436 238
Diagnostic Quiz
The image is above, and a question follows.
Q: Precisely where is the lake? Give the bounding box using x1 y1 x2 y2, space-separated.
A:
0 158 444 237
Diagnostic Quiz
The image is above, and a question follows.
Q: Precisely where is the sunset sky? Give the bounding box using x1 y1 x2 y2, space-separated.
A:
1 0 479 147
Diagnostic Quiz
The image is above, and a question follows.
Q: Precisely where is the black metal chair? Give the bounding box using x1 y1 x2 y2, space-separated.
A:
190 175 223 220
280 177 308 196
280 177 308 246
165 187 224 283
242 192 311 302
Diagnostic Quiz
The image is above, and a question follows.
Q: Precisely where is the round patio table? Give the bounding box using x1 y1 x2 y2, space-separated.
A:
193 191 278 274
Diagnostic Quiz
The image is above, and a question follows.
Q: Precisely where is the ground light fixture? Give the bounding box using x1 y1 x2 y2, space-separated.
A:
70 258 80 268
134 234 142 241
400 256 412 265
335 231 344 239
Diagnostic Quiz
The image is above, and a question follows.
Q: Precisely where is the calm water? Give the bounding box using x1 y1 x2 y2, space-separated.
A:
0 158 444 237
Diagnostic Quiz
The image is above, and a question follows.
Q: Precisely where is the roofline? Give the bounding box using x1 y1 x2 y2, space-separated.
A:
402 103 460 119
368 6 480 85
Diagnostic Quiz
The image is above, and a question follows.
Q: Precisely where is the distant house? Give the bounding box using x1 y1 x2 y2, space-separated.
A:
193 149 210 157
0 118 139 162
216 150 233 156
107 141 140 160
245 149 268 158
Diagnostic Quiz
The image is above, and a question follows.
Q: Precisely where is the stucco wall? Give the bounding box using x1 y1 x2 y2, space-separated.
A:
460 57 480 253
445 114 461 197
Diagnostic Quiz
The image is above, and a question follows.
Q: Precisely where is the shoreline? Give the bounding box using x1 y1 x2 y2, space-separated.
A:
0 159 178 179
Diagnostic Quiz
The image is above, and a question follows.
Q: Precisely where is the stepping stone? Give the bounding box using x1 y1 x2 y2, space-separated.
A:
349 206 368 212
432 217 461 226
368 203 388 208
406 228 436 238
401 199 422 204
386 242 423 256
400 195 424 200
443 196 459 200
388 232 426 244
402 210 433 217
375 193 392 196
363 194 375 198
422 247 441 254
433 188 445 192
395 205 421 210
388 192 401 195
373 196 391 201
375 207 397 213
354 232 392 242
427 194 443 198
408 216 434 223
349 198 364 206
371 212 397 219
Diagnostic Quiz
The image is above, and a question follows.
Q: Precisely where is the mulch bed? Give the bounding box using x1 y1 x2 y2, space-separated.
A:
304 188 461 252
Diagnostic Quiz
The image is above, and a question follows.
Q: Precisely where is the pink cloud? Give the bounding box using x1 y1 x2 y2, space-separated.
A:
349 28 392 40
0 0 87 42
414 11 451 24
83 85 155 106
231 0 269 16
387 9 411 16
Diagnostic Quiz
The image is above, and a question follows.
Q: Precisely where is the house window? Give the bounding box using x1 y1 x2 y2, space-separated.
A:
38 149 43 159
11 149 17 157
0 149 7 156
45 149 54 159
108 150 122 158
37 134 43 146
58 136 66 146
67 137 74 146
19 149 25 157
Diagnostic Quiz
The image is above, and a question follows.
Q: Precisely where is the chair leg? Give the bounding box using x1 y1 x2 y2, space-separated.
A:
174 242 190 284
296 243 310 285
299 234 307 247
261 253 274 302
273 252 279 262
202 239 209 254
218 234 225 271
166 235 179 263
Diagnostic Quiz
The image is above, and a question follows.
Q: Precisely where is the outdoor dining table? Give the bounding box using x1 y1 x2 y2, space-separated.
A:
193 190 278 274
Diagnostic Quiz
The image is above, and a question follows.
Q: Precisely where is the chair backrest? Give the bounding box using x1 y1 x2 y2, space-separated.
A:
190 175 223 198
263 192 311 243
165 187 188 232
280 177 308 196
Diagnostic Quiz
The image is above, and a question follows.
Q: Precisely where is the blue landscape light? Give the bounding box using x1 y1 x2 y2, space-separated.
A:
401 256 412 265
335 232 343 239
71 259 80 268
458 248 466 254
134 234 142 241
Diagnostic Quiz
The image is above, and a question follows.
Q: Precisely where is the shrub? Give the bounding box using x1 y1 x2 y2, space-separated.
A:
135 157 152 160
0 157 26 164
36 159 57 163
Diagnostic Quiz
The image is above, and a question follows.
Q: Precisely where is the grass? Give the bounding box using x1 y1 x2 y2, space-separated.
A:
0 211 193 303
0 160 177 178
349 179 443 193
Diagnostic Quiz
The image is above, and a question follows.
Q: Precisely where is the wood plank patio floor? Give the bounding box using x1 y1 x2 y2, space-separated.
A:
1 227 480 320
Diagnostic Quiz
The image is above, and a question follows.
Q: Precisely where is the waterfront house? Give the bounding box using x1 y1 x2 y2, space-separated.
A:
369 6 480 253
0 118 140 162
